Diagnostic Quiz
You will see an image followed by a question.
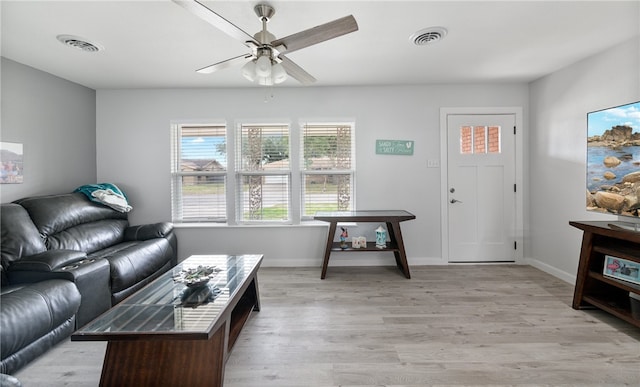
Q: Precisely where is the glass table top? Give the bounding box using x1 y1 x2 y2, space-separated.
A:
73 254 262 339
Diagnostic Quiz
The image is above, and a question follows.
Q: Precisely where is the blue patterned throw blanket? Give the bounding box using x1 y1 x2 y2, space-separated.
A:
74 183 132 213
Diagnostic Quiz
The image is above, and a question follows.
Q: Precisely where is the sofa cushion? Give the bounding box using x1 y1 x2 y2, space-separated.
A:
89 238 174 293
14 193 129 253
46 219 128 253
0 204 47 269
0 280 80 361
14 192 127 239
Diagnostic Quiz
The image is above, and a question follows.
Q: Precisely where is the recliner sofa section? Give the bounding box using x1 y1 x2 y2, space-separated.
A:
1 192 178 374
0 271 81 375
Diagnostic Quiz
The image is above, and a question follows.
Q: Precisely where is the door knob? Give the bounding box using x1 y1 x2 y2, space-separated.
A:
450 198 463 204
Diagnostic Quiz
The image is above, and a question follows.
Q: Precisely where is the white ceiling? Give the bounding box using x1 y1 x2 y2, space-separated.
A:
2 1 639 90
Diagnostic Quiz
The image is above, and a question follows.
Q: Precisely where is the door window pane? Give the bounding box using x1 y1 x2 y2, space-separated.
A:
460 125 501 155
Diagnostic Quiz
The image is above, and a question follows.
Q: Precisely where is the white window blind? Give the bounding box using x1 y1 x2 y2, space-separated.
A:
171 124 227 222
301 123 355 217
236 124 290 222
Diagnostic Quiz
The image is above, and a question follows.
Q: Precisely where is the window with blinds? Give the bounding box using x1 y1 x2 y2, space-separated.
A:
171 121 355 224
171 124 227 222
301 123 355 218
236 124 291 222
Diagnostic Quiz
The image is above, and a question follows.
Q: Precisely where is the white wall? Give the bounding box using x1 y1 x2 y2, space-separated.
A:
528 36 640 282
97 84 528 267
0 58 97 202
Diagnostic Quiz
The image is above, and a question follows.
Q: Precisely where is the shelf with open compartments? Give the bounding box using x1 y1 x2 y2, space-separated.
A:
570 221 640 328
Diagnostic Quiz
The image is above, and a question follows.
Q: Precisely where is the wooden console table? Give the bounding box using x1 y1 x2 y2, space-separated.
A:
314 210 415 279
570 221 640 328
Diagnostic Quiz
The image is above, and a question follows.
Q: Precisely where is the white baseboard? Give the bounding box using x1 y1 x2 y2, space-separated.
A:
262 255 446 267
524 257 576 285
263 255 576 286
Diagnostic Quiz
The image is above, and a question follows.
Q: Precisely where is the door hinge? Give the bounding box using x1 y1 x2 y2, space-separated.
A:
514 184 517 193
514 241 517 250
513 126 516 135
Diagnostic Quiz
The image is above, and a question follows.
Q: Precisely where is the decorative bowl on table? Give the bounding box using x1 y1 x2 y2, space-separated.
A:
173 265 219 288
179 284 221 308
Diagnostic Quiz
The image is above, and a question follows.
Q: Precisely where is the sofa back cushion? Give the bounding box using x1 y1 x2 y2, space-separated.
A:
14 193 129 254
0 203 47 270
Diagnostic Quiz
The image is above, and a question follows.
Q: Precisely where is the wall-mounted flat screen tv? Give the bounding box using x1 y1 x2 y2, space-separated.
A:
587 100 640 218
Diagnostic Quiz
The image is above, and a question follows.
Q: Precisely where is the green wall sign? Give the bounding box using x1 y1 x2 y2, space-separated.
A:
375 139 414 155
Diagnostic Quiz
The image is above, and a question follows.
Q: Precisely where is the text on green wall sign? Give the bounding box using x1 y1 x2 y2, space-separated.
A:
375 140 414 155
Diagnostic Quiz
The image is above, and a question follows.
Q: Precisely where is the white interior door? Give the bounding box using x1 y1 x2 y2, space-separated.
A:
446 114 516 262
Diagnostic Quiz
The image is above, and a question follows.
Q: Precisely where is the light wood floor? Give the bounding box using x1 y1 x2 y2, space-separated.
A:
15 265 640 386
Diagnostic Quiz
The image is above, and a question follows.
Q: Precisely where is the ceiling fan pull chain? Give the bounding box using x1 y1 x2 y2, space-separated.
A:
263 88 274 103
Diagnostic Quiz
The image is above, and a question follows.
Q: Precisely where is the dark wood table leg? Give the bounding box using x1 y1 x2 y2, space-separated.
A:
100 327 226 387
321 221 337 279
387 221 411 279
572 230 594 309
252 277 261 312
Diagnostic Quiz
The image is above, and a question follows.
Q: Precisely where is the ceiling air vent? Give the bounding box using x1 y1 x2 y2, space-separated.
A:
56 35 103 52
410 27 448 46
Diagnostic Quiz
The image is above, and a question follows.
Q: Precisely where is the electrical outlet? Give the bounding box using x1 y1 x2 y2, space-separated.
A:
427 159 440 168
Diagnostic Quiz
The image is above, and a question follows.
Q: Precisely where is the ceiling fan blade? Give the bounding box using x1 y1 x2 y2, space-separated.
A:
271 15 358 54
172 0 258 47
279 55 316 85
196 54 252 74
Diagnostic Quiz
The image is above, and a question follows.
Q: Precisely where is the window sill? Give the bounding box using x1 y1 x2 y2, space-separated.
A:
173 220 330 229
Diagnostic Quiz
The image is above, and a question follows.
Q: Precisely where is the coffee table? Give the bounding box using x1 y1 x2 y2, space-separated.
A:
72 254 263 387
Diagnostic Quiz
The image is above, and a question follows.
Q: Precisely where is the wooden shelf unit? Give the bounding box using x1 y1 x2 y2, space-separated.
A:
570 221 640 328
314 210 416 279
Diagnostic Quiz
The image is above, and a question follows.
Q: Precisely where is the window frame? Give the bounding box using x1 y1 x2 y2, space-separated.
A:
300 122 356 220
235 122 292 225
171 120 356 225
170 122 228 223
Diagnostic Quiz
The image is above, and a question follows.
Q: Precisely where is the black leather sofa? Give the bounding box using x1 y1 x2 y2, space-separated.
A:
0 192 178 374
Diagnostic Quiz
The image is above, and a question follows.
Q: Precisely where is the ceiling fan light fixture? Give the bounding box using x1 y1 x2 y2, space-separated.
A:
255 55 272 77
241 60 257 82
258 75 274 86
242 53 288 86
271 62 287 84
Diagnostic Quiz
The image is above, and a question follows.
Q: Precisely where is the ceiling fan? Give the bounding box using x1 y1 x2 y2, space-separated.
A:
172 0 358 86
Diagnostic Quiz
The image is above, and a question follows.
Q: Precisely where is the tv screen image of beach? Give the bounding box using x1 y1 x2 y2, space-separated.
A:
587 100 640 218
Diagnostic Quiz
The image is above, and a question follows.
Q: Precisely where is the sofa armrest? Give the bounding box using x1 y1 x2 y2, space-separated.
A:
124 222 174 241
7 250 87 273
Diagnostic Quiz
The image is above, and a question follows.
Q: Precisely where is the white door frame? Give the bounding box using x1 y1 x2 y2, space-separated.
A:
439 107 524 263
